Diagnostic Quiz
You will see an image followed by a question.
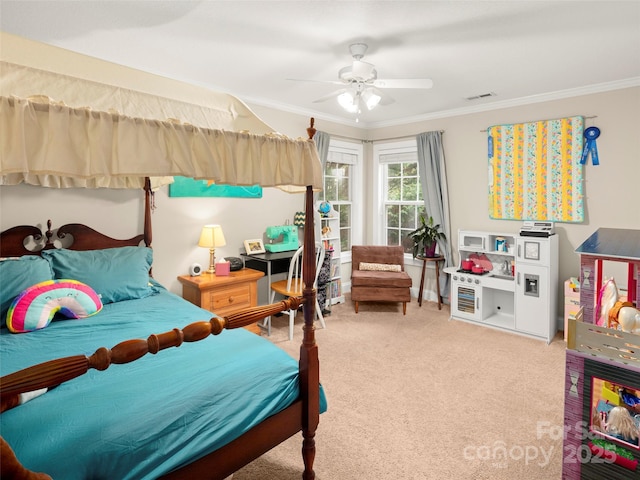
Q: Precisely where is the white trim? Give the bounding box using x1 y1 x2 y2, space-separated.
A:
372 140 419 245
327 139 363 254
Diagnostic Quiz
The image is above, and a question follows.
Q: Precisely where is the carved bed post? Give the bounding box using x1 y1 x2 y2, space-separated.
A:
300 118 319 480
143 177 153 247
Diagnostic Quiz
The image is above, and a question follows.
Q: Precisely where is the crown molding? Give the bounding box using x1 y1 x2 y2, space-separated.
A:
244 77 640 131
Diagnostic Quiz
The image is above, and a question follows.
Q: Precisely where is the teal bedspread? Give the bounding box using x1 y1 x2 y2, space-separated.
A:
0 282 325 479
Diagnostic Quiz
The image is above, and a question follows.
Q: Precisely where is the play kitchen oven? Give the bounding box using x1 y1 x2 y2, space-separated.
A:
446 227 558 343
448 231 517 326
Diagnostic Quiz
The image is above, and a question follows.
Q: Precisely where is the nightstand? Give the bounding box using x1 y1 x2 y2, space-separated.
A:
177 268 265 335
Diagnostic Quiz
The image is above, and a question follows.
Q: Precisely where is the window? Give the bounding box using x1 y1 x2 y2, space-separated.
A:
373 141 425 254
321 140 362 255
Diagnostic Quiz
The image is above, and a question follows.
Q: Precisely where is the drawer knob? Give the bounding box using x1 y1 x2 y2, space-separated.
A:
228 296 234 303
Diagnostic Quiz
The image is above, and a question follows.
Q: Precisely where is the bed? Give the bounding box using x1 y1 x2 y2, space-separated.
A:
0 33 325 480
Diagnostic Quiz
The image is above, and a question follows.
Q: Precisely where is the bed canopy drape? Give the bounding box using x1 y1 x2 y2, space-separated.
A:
0 42 322 190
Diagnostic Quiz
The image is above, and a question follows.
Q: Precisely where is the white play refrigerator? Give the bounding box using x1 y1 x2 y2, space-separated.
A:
514 234 559 342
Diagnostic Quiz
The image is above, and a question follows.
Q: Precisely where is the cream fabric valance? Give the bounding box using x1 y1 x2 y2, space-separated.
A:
0 60 322 191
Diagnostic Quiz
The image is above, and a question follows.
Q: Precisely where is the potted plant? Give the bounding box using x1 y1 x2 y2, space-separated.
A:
407 213 446 258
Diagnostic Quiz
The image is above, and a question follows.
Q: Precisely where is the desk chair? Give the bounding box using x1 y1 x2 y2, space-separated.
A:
265 243 326 340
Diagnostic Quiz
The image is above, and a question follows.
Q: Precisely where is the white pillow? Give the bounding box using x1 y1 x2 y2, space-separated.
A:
359 262 402 272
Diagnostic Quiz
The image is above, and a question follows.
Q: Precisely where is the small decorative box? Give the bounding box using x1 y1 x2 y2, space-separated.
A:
215 261 230 276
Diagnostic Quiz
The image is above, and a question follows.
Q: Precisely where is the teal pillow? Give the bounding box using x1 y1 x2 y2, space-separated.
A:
41 247 154 304
0 256 54 326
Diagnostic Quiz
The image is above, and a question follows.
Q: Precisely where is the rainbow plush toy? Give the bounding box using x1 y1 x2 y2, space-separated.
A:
6 279 102 333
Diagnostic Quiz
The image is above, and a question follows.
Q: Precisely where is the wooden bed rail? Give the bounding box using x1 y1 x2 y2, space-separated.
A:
0 297 302 406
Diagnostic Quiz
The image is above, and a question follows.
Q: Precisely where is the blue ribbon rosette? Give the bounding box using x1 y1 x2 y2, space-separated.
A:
580 126 600 165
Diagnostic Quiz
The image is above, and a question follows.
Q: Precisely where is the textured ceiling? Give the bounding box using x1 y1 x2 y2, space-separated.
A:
2 1 639 128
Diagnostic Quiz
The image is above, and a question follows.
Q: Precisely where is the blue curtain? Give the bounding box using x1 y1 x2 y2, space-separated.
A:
312 131 330 202
416 131 452 300
314 131 330 170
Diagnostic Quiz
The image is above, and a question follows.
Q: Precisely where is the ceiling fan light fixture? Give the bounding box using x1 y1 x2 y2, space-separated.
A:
362 89 381 110
295 42 434 116
337 91 358 113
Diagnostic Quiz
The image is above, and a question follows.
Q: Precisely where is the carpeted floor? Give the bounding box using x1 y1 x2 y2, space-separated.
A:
234 294 567 479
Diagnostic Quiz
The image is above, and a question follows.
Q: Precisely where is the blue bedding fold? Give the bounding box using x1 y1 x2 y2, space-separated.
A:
0 282 326 479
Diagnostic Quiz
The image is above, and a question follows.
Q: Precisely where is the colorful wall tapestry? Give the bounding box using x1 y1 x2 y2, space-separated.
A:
488 116 584 222
169 177 262 198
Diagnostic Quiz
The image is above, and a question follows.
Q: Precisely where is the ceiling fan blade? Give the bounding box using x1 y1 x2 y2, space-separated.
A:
312 89 347 103
371 87 395 106
372 78 434 89
287 78 344 86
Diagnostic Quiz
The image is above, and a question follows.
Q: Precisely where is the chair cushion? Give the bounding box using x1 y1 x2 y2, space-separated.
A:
351 270 412 288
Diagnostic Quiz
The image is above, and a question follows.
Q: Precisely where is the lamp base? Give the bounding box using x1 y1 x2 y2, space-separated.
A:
208 248 216 274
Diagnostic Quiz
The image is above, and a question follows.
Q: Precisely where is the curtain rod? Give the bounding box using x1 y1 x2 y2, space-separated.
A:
363 131 445 144
327 131 445 144
479 115 597 132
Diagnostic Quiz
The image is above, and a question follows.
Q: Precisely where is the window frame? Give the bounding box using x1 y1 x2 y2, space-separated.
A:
322 139 363 262
372 139 423 265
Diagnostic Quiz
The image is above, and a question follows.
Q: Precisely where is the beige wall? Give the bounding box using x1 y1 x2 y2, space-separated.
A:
365 87 640 305
251 87 640 314
1 79 638 314
0 179 305 298
0 105 356 301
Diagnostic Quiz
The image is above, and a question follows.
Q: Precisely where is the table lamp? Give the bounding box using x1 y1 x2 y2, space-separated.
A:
198 224 226 274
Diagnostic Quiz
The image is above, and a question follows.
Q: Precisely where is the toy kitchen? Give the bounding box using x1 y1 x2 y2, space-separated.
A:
444 222 559 343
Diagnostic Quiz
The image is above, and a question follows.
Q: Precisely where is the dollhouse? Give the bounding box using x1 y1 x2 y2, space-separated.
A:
563 228 640 479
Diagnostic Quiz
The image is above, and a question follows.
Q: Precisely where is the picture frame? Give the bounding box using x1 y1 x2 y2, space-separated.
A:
244 239 266 255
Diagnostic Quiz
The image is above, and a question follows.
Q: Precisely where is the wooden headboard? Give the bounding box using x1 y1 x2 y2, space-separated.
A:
0 179 153 257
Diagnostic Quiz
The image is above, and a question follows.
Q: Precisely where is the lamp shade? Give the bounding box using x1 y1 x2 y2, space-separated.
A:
198 224 226 248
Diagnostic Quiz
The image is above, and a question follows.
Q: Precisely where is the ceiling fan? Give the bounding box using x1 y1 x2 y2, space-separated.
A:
291 43 433 114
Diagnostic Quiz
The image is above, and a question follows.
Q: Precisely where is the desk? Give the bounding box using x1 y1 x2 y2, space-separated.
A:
417 255 445 309
241 250 297 295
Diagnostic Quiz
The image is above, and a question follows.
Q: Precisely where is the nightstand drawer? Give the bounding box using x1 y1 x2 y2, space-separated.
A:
177 269 264 335
208 283 253 316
